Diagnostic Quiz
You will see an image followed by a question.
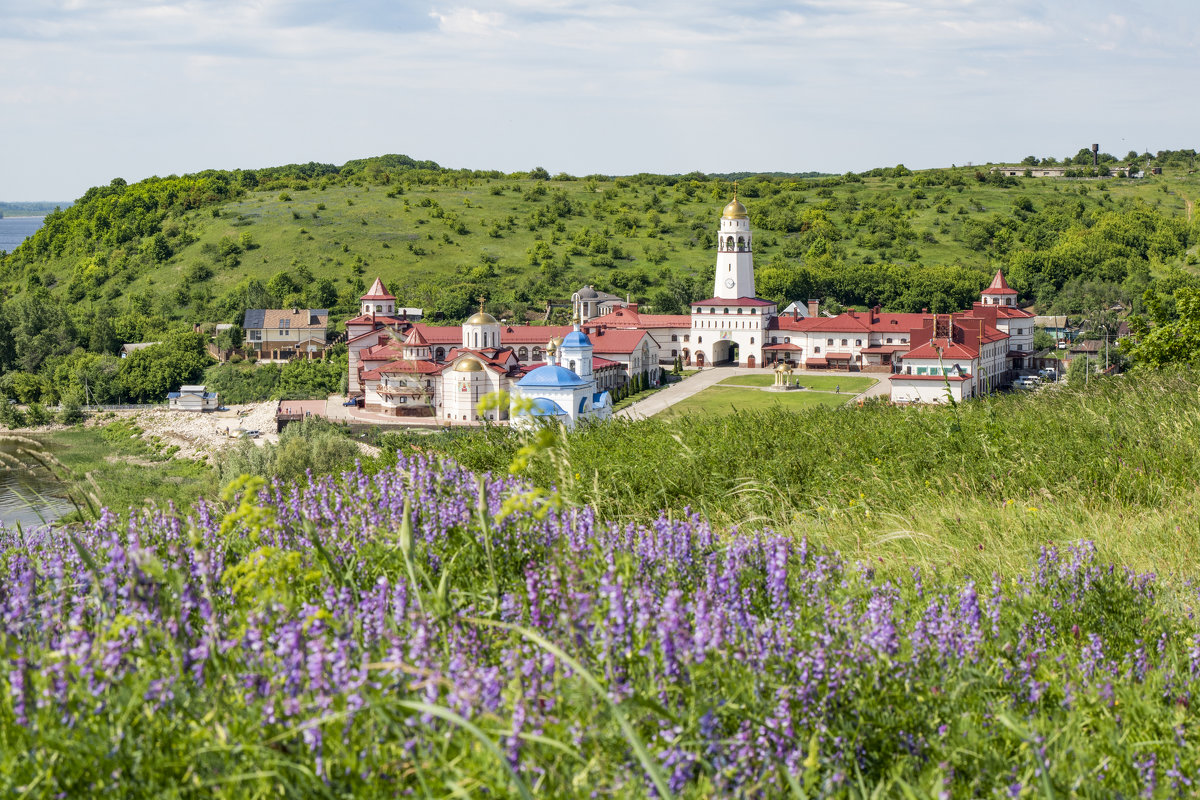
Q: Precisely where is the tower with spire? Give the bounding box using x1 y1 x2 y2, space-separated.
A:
713 185 755 300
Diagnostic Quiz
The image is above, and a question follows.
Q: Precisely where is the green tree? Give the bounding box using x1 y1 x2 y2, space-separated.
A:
117 331 212 402
1127 287 1200 367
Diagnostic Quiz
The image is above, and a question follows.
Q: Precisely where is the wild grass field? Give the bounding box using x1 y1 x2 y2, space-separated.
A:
5 370 1200 797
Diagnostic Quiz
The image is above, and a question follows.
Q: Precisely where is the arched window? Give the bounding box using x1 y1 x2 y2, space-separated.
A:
737 236 745 250
827 339 834 346
375 304 382 312
671 334 678 341
886 338 893 344
856 339 862 347
569 360 576 371
518 346 528 359
724 308 729 315
814 346 821 353
737 308 743 314
784 337 790 343
841 339 848 346
726 236 734 249
435 347 445 360
671 349 677 357
698 336 703 343
532 347 542 360
750 337 754 344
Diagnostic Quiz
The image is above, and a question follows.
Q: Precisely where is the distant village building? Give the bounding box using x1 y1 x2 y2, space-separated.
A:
345 280 649 424
572 285 625 322
168 385 219 412
347 199 1039 412
243 308 330 362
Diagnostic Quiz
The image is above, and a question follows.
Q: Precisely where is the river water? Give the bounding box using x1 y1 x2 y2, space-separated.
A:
0 439 76 528
0 215 45 252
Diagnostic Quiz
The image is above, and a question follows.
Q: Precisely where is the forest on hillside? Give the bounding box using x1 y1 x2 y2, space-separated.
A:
0 150 1197 404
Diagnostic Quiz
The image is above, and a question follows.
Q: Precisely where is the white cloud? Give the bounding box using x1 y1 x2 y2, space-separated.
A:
0 0 1198 198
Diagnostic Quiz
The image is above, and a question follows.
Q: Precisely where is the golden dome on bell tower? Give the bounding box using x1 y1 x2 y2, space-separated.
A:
722 197 748 219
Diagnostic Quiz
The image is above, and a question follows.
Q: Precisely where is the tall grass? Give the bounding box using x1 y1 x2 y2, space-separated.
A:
385 369 1200 576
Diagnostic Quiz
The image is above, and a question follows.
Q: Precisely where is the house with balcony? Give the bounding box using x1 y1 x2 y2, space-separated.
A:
243 308 330 362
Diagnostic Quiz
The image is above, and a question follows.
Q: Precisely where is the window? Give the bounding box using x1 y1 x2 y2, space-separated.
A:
751 308 757 314
683 335 689 342
280 319 290 329
827 339 833 346
375 304 382 312
435 347 445 360
750 337 754 344
784 337 790 343
886 338 893 344
517 346 528 359
771 337 778 344
856 339 862 347
814 346 821 353
737 308 743 314
724 308 729 315
901 337 908 343
248 331 261 341
671 349 677 357
671 334 678 341
841 339 848 346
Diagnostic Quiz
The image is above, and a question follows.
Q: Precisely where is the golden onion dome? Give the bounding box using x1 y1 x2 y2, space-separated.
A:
466 311 499 325
775 361 790 372
455 358 485 372
722 198 748 219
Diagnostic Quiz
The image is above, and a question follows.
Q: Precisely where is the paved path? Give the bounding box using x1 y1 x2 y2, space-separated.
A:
617 368 885 420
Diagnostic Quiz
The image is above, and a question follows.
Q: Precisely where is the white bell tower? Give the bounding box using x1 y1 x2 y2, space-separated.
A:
713 189 755 299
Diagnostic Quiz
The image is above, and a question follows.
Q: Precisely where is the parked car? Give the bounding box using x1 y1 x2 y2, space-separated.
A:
1014 376 1040 389
1038 368 1058 381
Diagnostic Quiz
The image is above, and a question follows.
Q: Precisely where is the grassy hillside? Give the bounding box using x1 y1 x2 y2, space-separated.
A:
0 153 1198 403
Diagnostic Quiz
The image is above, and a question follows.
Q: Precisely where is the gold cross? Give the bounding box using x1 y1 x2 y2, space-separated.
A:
477 295 486 313
733 180 738 201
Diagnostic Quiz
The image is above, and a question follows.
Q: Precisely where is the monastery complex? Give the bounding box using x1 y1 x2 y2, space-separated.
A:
345 197 1035 423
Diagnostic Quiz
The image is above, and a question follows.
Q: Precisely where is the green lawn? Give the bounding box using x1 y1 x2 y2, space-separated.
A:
717 374 877 393
666 385 850 417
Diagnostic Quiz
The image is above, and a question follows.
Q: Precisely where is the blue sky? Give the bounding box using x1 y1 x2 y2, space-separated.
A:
1 0 1197 200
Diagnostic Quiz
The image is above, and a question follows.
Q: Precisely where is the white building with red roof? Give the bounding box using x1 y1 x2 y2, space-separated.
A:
346 280 654 423
687 194 778 368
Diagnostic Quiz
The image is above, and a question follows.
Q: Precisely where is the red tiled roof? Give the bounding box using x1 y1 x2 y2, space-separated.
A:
764 342 803 351
411 323 464 344
361 277 396 300
903 340 979 360
593 356 622 368
863 345 909 354
403 327 429 346
981 270 1016 295
362 359 443 379
992 306 1035 318
498 325 573 343
806 358 828 366
590 328 657 355
825 352 854 360
588 308 692 328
